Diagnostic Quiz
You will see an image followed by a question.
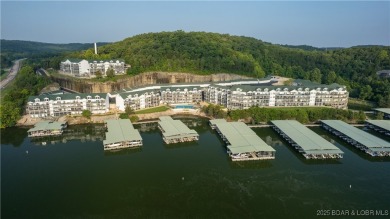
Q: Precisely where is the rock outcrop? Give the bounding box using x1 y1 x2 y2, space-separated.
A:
51 72 254 93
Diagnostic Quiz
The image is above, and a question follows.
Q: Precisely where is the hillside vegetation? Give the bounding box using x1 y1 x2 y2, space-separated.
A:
0 39 109 60
70 31 390 107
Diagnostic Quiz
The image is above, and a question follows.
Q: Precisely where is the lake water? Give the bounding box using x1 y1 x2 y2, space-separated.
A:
2 117 390 218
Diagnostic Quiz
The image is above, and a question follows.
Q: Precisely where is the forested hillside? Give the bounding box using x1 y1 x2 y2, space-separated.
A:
69 31 389 106
0 39 109 60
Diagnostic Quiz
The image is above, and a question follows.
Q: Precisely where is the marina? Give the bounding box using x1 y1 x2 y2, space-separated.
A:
271 120 344 159
321 120 390 157
27 121 67 137
3 118 390 218
158 116 199 144
103 119 143 150
365 120 390 136
210 119 275 161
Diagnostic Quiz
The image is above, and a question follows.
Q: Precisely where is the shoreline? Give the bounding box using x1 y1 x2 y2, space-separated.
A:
16 108 211 127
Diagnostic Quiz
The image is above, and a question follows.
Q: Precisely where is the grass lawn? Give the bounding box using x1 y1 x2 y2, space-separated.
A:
135 105 170 114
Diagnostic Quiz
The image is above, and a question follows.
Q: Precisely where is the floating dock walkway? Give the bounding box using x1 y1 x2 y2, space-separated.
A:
365 120 390 136
158 116 199 144
103 119 143 150
27 121 67 137
321 120 390 157
271 120 343 159
210 119 275 161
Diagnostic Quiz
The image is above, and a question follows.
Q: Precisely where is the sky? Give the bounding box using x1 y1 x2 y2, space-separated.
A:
1 1 389 48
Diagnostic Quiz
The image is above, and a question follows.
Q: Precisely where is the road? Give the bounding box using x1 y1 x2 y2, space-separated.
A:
0 59 25 90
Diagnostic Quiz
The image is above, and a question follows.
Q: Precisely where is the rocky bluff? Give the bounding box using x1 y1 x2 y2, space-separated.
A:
51 72 253 93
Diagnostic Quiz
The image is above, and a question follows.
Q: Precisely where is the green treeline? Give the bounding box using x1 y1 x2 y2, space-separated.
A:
202 104 366 124
229 107 366 124
69 31 390 107
0 66 50 128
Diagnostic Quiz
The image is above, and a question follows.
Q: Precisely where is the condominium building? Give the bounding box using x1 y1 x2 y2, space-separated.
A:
28 77 349 117
160 86 203 104
205 80 349 109
60 59 126 77
27 93 109 118
116 84 208 111
116 90 161 111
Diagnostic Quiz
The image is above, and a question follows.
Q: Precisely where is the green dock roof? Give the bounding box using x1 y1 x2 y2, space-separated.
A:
209 119 228 126
375 108 390 115
28 121 66 132
272 120 343 155
103 119 142 145
158 116 199 140
212 119 275 154
366 120 390 132
321 120 390 152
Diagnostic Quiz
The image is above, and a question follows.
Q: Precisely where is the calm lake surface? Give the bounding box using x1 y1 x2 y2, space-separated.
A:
2 117 390 218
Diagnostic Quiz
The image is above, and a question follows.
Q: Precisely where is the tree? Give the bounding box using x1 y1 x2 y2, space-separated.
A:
0 102 21 128
130 115 139 123
125 105 134 115
119 113 129 119
82 110 92 119
106 68 115 78
357 111 366 122
359 85 373 100
310 68 322 83
375 112 384 120
95 70 102 79
325 71 337 84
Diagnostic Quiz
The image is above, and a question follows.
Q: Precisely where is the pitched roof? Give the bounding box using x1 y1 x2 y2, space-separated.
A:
28 93 108 102
103 119 142 145
272 120 343 155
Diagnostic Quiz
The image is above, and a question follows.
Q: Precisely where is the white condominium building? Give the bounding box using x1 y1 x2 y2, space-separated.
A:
60 59 126 77
115 84 208 111
116 91 161 111
205 80 348 109
160 86 203 104
26 93 109 118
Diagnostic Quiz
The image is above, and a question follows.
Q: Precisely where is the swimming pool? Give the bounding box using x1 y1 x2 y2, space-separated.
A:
174 105 194 109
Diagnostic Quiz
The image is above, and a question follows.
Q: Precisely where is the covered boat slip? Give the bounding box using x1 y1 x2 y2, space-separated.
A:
210 119 275 161
271 120 343 159
321 120 390 157
158 116 199 144
103 119 142 150
27 121 67 137
209 119 227 129
365 120 390 136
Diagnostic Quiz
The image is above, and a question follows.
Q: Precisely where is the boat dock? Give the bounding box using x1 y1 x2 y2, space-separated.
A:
210 119 275 161
321 120 390 157
158 116 199 144
271 120 343 159
103 119 143 150
27 121 67 137
365 120 390 136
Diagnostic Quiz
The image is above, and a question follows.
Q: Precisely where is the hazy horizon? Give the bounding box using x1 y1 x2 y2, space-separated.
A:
1 1 389 48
